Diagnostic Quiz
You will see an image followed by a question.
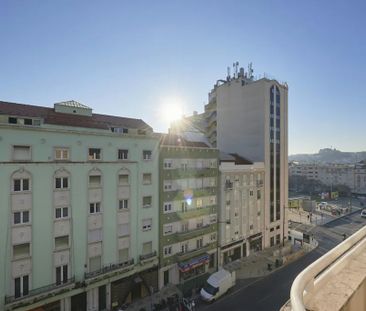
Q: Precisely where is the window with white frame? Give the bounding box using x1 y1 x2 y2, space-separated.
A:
143 196 152 208
89 202 101 214
196 199 203 208
196 238 203 249
163 224 173 235
118 149 128 160
181 222 188 232
55 177 68 189
55 148 69 160
164 181 172 191
55 207 69 219
13 211 30 225
209 196 216 205
13 178 30 192
143 173 152 184
196 218 204 228
164 246 172 256
142 218 152 231
14 275 29 298
119 248 129 262
181 201 188 212
56 264 68 285
12 146 31 161
119 199 128 210
88 148 101 160
143 150 152 160
118 223 130 237
210 233 217 241
181 242 188 253
210 159 217 168
163 202 173 213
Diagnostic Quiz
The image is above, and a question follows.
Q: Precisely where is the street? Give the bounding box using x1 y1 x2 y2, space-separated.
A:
198 210 366 311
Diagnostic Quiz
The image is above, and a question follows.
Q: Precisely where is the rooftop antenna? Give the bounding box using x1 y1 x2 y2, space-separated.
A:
248 62 254 79
227 66 231 80
233 61 239 78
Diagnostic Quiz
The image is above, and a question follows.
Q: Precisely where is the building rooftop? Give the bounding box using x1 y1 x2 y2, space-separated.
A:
0 100 152 131
160 134 210 148
219 152 253 165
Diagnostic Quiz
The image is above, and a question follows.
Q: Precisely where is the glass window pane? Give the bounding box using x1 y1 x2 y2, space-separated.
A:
23 211 29 223
22 179 29 191
14 212 21 224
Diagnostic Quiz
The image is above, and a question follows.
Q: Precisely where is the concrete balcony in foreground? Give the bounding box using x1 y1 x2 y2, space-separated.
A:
284 225 366 311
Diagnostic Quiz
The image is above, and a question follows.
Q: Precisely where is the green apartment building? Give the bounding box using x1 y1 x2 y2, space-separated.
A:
0 101 160 311
158 135 219 294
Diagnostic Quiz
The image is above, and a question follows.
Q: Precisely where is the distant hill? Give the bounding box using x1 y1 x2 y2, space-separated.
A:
289 148 366 164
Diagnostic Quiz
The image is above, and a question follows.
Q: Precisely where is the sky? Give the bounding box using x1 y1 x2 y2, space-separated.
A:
1 0 366 155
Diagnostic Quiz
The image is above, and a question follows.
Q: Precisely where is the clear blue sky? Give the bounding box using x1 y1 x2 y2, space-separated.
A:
1 0 366 155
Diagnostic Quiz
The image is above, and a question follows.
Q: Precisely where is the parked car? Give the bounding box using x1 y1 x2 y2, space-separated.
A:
200 269 236 302
360 210 366 218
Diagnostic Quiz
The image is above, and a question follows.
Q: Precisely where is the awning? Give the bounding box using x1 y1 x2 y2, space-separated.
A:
178 254 209 272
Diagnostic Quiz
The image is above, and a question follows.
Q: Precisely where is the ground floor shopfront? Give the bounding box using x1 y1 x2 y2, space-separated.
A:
11 266 158 311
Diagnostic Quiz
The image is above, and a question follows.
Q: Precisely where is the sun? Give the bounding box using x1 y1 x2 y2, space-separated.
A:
159 97 185 124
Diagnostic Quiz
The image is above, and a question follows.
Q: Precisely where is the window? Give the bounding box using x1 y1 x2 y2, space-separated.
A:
164 246 172 256
143 196 152 208
8 117 17 124
55 207 68 219
181 201 188 212
209 196 216 205
118 174 129 185
164 202 172 213
88 148 101 160
276 234 281 245
55 177 68 189
55 148 69 160
56 265 68 285
163 224 173 235
14 275 29 298
164 160 172 168
24 118 32 125
142 241 152 255
119 248 129 262
210 215 217 223
13 146 31 161
257 190 261 200
55 236 69 250
196 199 203 208
196 218 204 228
90 202 101 214
210 233 216 241
118 223 130 237
164 182 172 191
143 150 152 160
181 243 188 253
250 190 254 196
89 175 101 187
196 238 203 249
119 199 128 210
181 222 188 232
89 256 101 272
142 218 152 231
118 149 128 160
13 243 30 259
112 127 128 134
250 224 254 230
210 159 217 168
143 173 152 184
13 178 29 192
13 211 30 225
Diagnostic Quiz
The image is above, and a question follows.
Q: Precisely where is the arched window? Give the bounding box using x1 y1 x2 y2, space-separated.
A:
88 168 102 188
11 169 31 192
54 168 70 190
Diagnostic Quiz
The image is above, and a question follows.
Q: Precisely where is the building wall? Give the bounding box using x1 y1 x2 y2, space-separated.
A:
218 162 265 265
159 146 219 291
0 124 159 310
212 78 289 248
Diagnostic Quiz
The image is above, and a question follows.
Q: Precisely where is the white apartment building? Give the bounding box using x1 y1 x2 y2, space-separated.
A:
218 153 266 265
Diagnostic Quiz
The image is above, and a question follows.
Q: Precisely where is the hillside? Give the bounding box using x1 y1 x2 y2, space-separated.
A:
289 148 366 164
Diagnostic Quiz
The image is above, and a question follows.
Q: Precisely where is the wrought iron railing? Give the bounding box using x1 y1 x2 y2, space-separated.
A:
85 259 134 280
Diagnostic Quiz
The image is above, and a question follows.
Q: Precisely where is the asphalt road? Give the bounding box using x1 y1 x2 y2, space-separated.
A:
199 211 366 311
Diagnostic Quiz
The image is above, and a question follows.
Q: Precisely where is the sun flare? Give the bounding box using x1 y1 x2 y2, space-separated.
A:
159 97 185 124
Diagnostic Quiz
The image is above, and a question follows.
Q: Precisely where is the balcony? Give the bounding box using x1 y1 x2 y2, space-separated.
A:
225 181 233 191
176 243 215 262
175 224 217 242
139 250 157 262
5 277 75 308
285 225 366 311
163 168 217 180
84 259 134 282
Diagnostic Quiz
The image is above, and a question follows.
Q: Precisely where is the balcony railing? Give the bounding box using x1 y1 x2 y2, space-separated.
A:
176 244 214 262
175 224 216 241
139 250 157 261
5 277 75 305
290 225 366 311
225 181 233 190
85 259 134 280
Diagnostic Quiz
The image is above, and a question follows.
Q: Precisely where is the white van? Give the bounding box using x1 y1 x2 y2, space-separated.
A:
200 269 236 302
